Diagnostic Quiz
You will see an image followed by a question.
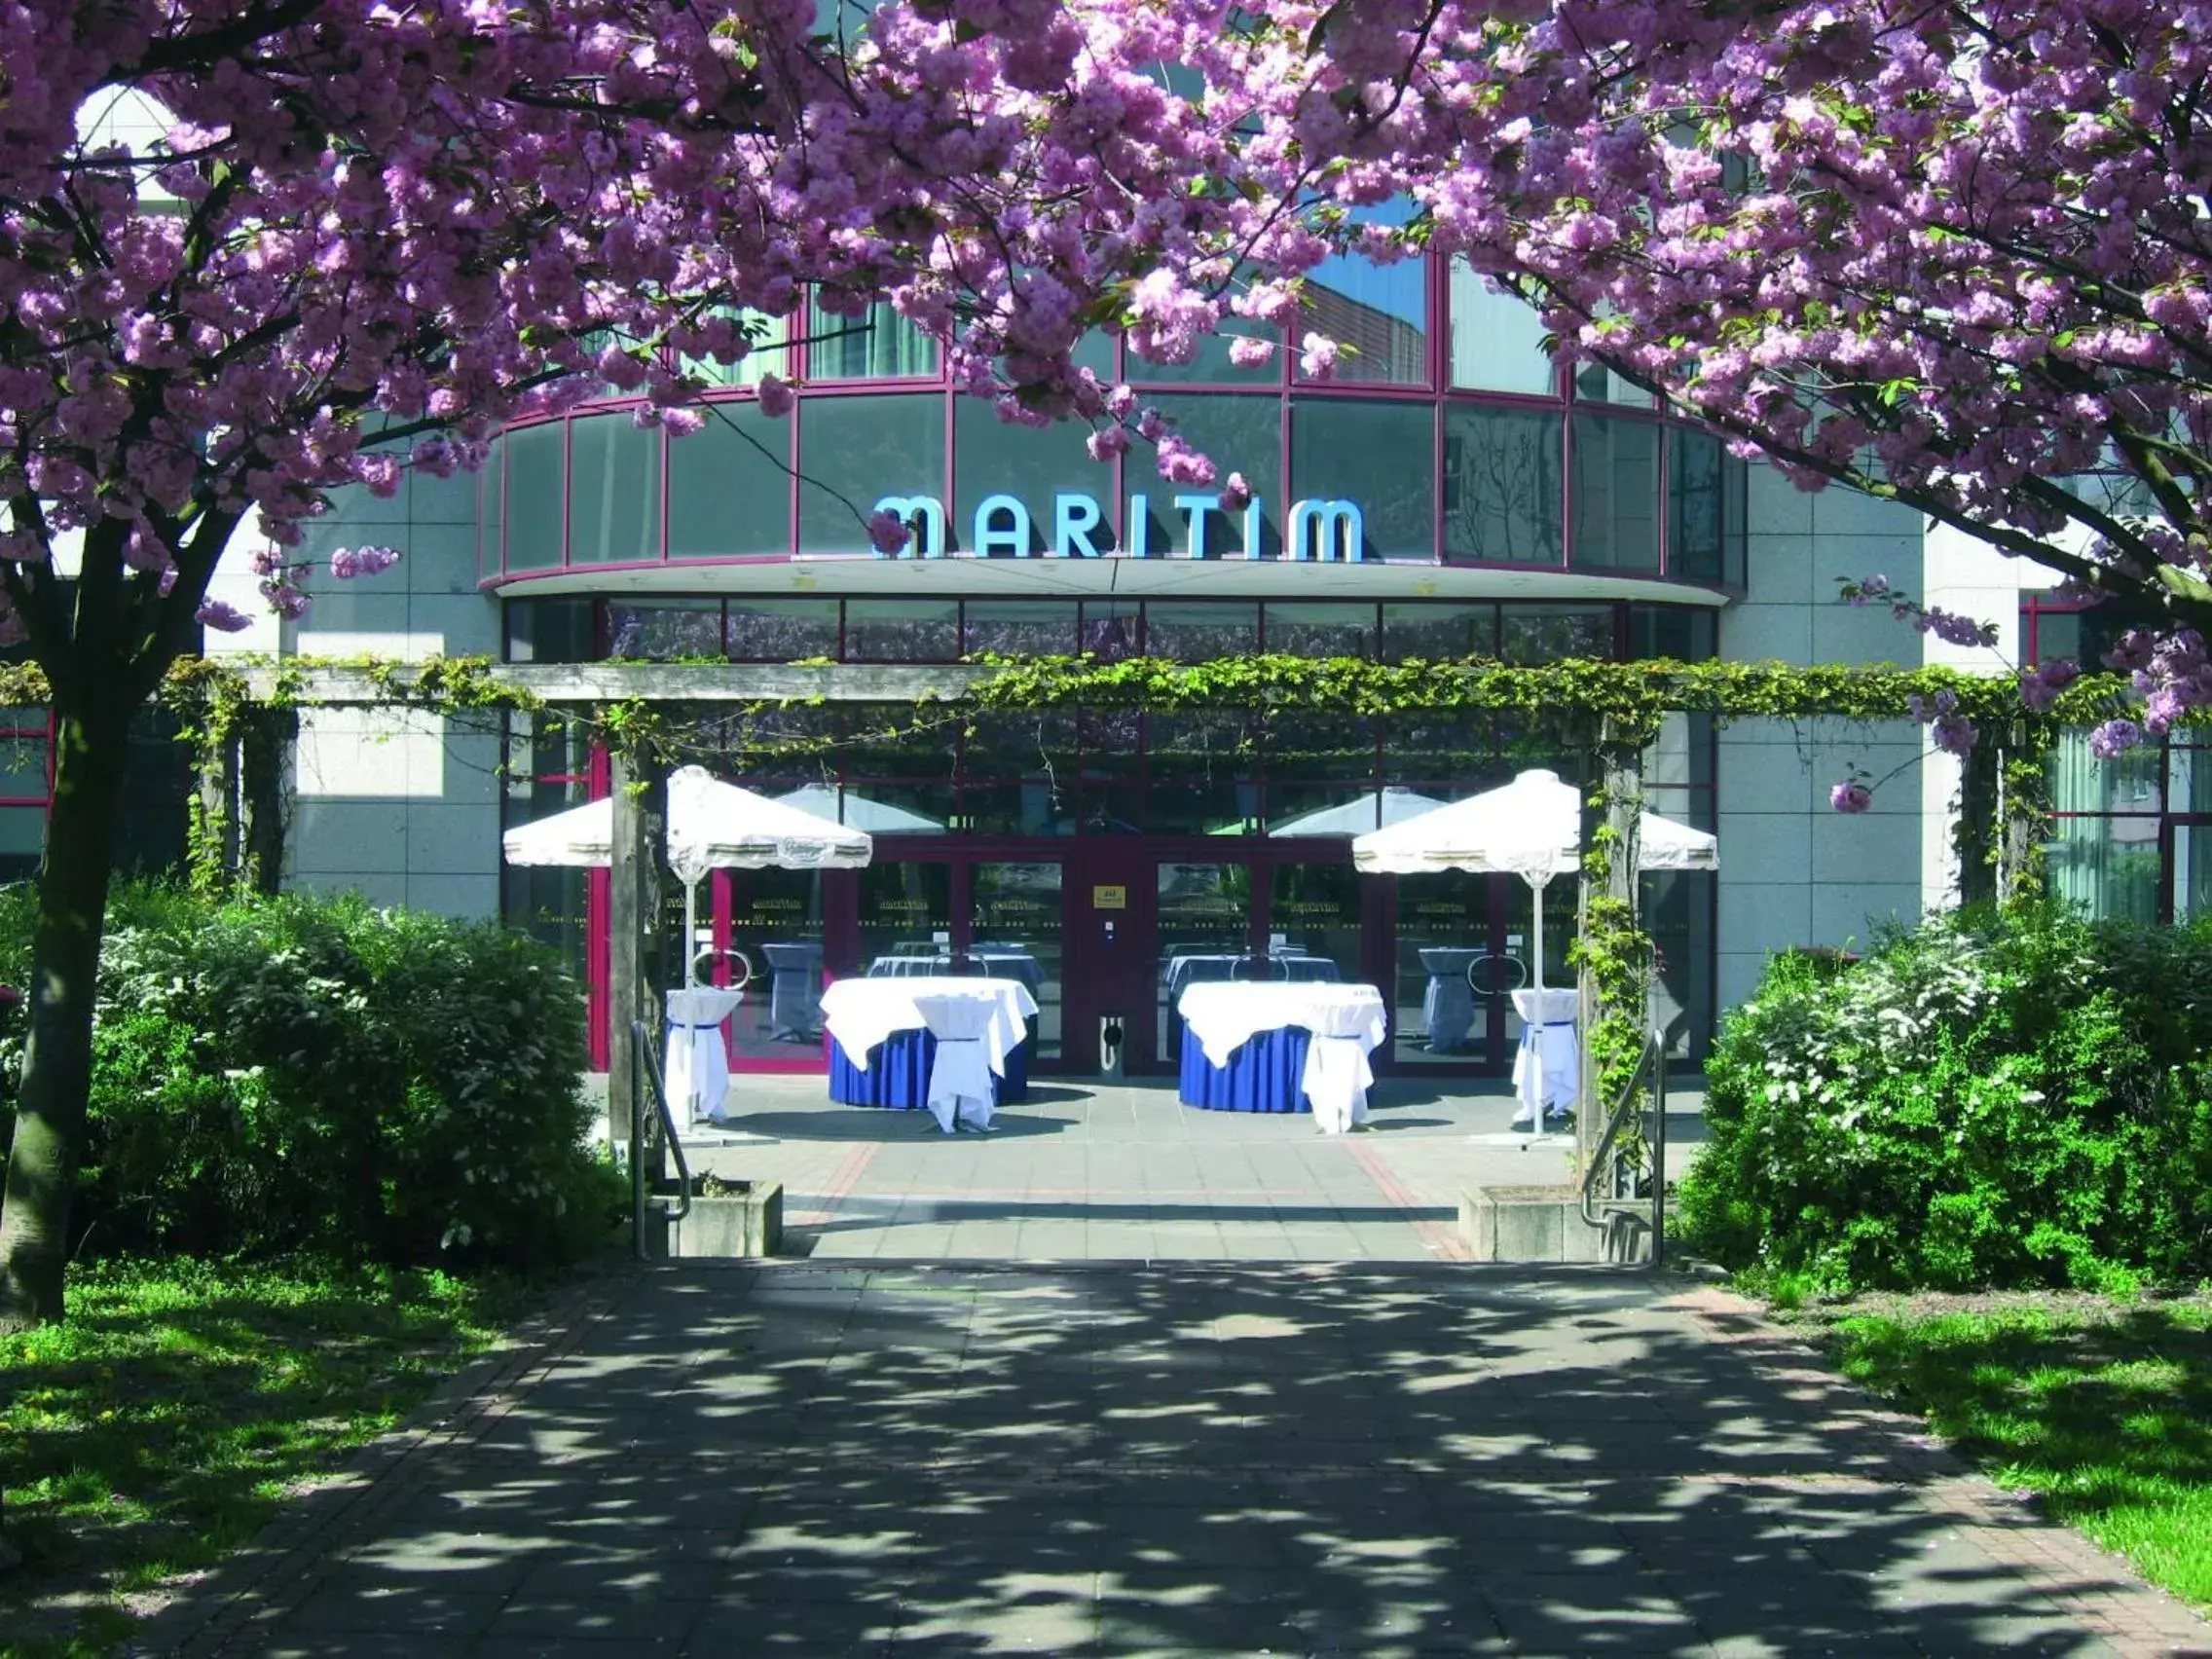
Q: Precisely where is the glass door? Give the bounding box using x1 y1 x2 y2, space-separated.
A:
854 861 954 978
721 866 827 1069
1389 870 1516 1072
972 862 1063 1063
1155 861 1258 1065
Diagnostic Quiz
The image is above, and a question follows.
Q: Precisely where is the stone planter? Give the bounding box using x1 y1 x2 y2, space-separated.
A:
1457 1184 1651 1264
671 1179 783 1258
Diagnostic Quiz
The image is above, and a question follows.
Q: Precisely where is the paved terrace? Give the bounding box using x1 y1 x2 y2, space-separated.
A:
676 1076 1691 1262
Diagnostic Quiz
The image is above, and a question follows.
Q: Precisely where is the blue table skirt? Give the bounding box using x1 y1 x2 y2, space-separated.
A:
1178 1023 1312 1112
829 1027 1031 1108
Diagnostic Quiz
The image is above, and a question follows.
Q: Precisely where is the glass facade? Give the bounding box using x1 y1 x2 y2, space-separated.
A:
476 271 1748 581
491 250 1745 1081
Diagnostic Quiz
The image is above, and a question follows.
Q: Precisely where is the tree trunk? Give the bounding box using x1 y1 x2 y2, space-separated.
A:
0 691 133 1330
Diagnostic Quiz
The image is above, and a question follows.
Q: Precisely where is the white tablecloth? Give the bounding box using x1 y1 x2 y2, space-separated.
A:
819 977 1039 1079
1510 987 1579 1125
665 986 747 1124
1177 982 1388 1133
910 992 1001 1134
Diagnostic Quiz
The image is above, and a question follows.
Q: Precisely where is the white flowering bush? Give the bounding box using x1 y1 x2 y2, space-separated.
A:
1681 906 2212 1293
0 884 621 1271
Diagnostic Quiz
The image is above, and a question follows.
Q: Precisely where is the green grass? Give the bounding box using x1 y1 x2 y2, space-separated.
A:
0 1257 536 1656
1817 1297 2212 1610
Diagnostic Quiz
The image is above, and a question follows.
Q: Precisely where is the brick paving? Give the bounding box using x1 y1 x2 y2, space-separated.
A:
682 1075 1629 1262
139 1260 2212 1658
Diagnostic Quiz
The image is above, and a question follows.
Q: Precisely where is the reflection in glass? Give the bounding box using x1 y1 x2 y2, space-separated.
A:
964 602 1078 657
1301 201 1427 385
1147 712 1254 835
1667 427 1729 581
1146 602 1257 663
844 600 961 661
606 602 722 659
974 863 1062 1061
1266 603 1376 659
1383 603 1495 660
952 401 1106 555
1268 864 1361 985
796 394 946 552
504 423 565 570
725 600 840 661
1448 262 1556 395
855 862 954 979
805 295 940 379
1503 606 1614 663
1157 862 1253 1063
668 403 793 558
1442 405 1563 564
725 867 828 1061
2048 813 2159 923
1572 415 1661 570
1643 869 1714 1060
1391 871 1501 1067
1289 399 1435 558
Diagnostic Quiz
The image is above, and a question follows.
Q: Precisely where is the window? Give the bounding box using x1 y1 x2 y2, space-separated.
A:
669 404 794 558
725 600 840 661
1289 399 1435 559
1298 201 1428 386
1448 262 1556 396
1132 396 1281 557
1503 606 1614 663
804 295 939 380
1146 602 1258 662
506 599 596 663
844 600 960 661
568 417 661 565
953 399 1110 555
1443 405 1563 564
680 308 788 389
1265 603 1376 659
963 602 1078 657
606 602 722 659
1383 604 1495 660
1667 427 1729 581
1572 415 1660 570
795 395 946 553
503 423 566 571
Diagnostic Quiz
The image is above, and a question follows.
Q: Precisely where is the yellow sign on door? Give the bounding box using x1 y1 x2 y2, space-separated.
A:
1092 884 1127 910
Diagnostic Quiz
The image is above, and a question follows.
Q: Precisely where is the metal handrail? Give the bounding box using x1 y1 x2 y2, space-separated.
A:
630 1017 692 1261
1579 1024 1664 1230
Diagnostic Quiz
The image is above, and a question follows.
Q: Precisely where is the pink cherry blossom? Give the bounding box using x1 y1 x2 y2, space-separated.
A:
196 599 253 634
1829 781 1872 815
866 509 914 555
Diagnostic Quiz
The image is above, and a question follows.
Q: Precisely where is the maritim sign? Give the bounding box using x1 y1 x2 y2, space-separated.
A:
868 490 1367 562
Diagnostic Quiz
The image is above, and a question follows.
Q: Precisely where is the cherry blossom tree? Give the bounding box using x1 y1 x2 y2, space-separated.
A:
0 0 1376 1332
1229 0 2212 750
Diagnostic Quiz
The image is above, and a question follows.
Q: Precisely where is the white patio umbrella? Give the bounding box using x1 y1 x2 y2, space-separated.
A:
1351 768 1717 994
502 765 872 986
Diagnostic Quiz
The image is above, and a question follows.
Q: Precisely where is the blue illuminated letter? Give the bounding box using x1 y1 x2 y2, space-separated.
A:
1052 493 1104 558
1174 495 1217 560
1243 497 1265 559
973 494 1033 558
1287 498 1365 562
1125 494 1153 558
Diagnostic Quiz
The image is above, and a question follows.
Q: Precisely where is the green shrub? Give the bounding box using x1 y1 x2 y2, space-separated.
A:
0 882 619 1272
1680 904 2212 1293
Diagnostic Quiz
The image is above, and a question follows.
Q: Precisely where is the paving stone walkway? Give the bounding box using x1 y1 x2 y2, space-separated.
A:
146 1262 2212 1659
678 1076 1682 1262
